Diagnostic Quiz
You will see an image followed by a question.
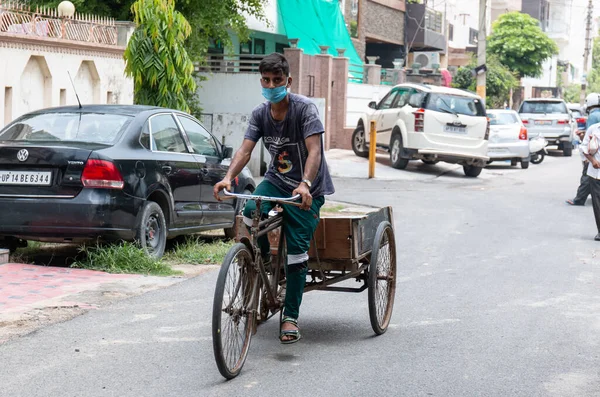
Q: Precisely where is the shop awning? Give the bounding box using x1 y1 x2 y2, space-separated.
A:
278 0 364 82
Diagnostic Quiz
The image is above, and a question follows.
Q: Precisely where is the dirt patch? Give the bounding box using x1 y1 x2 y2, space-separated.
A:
0 305 88 344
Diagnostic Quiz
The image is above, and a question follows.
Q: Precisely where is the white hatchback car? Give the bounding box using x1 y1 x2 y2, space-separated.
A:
486 109 530 169
352 84 490 177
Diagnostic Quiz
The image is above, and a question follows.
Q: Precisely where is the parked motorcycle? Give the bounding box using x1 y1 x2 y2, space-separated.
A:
529 135 548 164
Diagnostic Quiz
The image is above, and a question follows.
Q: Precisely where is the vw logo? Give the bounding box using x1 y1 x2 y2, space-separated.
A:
17 149 29 162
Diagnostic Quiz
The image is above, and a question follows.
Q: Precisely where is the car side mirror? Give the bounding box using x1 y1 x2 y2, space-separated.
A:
368 101 377 109
223 145 234 159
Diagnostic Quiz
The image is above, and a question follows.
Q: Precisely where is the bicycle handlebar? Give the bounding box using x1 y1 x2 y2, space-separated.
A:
223 189 302 205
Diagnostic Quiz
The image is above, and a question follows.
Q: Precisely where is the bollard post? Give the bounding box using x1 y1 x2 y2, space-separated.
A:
368 120 376 179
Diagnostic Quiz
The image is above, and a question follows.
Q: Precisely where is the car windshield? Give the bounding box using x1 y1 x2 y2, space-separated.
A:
488 112 519 125
571 110 582 118
426 93 486 117
0 112 133 144
520 101 567 114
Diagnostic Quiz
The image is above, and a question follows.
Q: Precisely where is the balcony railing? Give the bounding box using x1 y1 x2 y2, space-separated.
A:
196 54 265 73
0 1 118 46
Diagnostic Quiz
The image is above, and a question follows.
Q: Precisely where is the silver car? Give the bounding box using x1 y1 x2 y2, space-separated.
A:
518 98 576 156
487 109 530 169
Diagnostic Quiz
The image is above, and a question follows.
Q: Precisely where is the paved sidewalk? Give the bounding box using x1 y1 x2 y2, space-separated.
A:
0 263 192 343
0 264 138 314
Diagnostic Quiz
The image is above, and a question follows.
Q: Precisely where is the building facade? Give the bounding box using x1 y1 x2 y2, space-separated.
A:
342 0 406 68
0 2 134 127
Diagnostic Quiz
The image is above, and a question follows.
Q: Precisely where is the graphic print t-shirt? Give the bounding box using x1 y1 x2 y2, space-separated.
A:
244 93 335 197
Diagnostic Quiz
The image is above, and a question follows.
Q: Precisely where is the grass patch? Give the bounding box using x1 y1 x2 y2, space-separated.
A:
71 242 181 276
10 241 61 264
165 236 233 265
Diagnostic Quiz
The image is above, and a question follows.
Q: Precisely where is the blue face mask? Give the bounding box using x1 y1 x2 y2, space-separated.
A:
262 85 288 104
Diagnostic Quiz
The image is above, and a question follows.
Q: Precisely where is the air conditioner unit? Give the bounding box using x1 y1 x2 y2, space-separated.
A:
413 52 440 69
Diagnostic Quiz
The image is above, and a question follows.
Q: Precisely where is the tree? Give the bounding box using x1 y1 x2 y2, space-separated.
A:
123 0 196 112
452 54 518 108
488 12 559 79
176 0 267 62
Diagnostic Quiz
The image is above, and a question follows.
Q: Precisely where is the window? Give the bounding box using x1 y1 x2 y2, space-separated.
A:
240 41 252 55
394 88 412 108
519 101 568 114
254 39 265 55
0 112 132 144
177 116 219 157
348 0 359 38
408 91 426 108
208 39 224 54
469 28 478 45
140 121 152 150
150 114 188 153
275 43 290 54
425 94 486 117
378 90 399 110
448 24 454 41
488 112 519 125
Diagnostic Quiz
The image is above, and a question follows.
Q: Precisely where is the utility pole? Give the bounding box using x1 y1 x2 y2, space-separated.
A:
580 0 593 106
476 0 487 102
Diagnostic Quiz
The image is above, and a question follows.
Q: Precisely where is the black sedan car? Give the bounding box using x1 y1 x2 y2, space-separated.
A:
0 105 255 258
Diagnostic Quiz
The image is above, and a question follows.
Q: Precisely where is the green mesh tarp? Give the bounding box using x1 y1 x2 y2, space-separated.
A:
278 0 364 82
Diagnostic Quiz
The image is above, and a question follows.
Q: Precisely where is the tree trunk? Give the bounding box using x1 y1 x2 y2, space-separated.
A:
512 86 523 110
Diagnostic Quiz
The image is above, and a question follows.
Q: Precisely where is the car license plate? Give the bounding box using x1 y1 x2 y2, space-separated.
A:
488 148 508 153
444 125 466 134
0 171 52 186
534 120 552 125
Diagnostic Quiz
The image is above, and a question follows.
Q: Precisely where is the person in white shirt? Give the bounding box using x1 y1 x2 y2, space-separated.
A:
579 122 600 240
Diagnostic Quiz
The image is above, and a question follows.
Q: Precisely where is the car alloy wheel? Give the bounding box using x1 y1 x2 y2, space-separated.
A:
145 214 161 252
355 130 365 151
136 201 167 258
391 139 400 163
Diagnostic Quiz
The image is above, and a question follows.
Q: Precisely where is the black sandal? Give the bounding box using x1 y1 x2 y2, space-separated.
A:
279 316 301 344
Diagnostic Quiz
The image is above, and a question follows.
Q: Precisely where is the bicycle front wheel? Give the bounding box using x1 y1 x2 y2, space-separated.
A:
212 243 257 379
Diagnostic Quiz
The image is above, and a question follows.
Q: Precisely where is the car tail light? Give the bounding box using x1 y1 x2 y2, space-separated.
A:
577 117 586 124
522 120 529 125
82 159 124 189
519 127 528 140
413 108 425 132
557 120 569 125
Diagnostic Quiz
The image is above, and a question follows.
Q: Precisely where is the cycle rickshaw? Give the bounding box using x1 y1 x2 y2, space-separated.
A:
212 190 397 379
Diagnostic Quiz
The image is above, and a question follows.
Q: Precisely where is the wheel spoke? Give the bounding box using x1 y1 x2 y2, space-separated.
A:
373 227 395 326
216 247 254 375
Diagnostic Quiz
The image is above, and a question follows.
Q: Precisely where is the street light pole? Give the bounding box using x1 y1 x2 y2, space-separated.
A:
476 0 487 102
580 0 593 106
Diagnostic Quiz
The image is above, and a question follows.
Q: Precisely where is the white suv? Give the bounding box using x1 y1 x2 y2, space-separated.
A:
352 84 490 177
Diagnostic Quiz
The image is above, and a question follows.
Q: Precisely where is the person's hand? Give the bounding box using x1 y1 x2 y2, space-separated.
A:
592 159 600 169
213 178 232 201
292 182 312 210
